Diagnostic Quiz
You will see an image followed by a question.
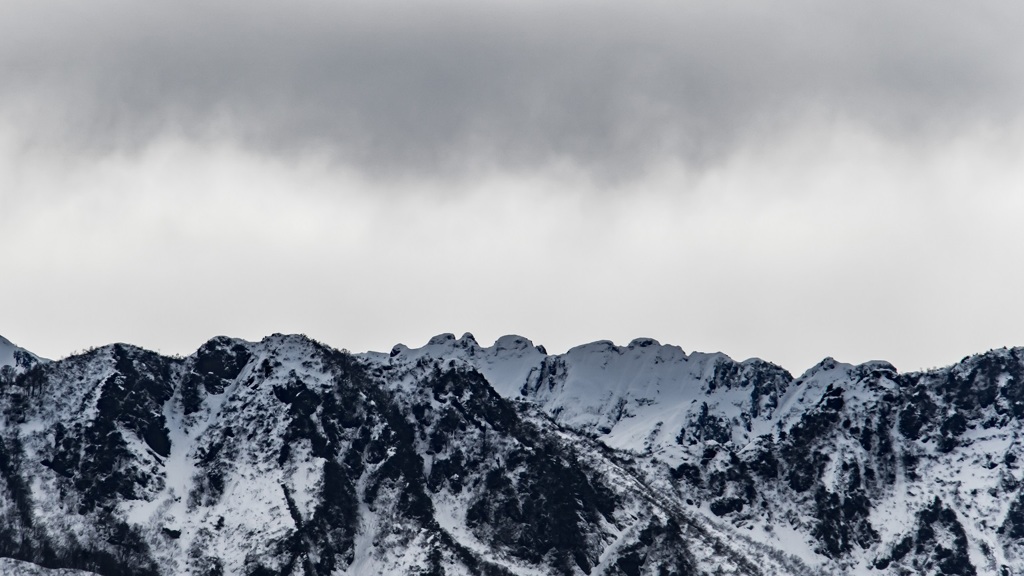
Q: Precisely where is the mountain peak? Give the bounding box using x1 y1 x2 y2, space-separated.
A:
491 334 536 352
0 334 15 369
627 337 662 348
426 332 458 347
3 333 1024 576
0 334 45 371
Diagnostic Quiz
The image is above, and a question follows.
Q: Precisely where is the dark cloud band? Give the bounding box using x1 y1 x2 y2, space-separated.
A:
3 0 1023 179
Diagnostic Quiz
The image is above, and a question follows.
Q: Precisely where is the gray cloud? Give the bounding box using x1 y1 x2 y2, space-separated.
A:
3 0 1024 180
4 1 1024 374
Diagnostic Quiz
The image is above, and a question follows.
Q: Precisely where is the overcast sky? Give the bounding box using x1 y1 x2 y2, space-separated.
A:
3 0 1024 374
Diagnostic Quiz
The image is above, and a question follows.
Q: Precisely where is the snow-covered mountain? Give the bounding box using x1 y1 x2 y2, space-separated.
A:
0 332 1022 575
0 335 44 379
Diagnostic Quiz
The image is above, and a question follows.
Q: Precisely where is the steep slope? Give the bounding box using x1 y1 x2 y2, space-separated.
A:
370 335 1024 576
0 335 44 381
2 332 1024 575
0 334 794 576
0 557 98 575
374 334 794 462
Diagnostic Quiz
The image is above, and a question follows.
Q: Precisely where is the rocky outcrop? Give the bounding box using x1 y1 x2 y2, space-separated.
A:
0 333 1022 575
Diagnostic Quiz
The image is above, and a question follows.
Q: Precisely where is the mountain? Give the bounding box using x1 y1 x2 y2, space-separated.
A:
0 332 1022 575
0 335 44 379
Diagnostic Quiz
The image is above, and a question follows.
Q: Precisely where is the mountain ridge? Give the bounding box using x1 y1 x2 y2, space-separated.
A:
0 332 1022 575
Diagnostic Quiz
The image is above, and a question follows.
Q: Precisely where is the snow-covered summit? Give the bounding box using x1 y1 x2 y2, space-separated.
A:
364 334 795 460
378 333 547 397
1 334 24 368
2 333 1024 575
0 334 44 376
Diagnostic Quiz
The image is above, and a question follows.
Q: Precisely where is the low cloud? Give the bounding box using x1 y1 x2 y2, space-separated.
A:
4 1 1024 372
2 1 1023 180
3 122 1024 371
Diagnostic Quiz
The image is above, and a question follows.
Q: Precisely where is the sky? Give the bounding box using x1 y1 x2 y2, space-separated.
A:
3 0 1024 374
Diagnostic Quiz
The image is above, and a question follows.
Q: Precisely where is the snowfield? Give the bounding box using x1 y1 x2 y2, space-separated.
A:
0 331 1022 575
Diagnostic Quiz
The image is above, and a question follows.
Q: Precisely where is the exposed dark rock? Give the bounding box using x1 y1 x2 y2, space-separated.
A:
2 336 1024 575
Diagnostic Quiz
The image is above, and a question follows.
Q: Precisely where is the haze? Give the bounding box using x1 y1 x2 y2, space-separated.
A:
3 0 1024 374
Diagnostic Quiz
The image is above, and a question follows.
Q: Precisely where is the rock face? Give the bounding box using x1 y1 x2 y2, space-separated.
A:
0 333 1023 575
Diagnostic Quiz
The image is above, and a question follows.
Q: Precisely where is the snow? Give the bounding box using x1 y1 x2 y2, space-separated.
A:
0 334 45 371
7 331 1024 575
381 332 548 398
355 334 1024 573
368 334 800 465
0 558 98 576
0 334 18 369
431 491 550 576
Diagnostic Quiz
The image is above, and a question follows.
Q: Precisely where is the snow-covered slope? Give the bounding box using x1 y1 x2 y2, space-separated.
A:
0 335 44 377
1 332 1023 575
366 335 1024 575
372 334 793 462
0 557 98 575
